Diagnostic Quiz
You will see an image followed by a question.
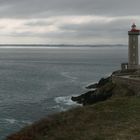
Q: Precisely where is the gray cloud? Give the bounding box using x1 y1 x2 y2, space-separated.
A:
57 18 131 38
0 0 139 44
0 0 140 18
25 20 52 26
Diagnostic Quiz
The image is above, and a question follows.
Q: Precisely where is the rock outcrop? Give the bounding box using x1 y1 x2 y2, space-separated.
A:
72 76 135 105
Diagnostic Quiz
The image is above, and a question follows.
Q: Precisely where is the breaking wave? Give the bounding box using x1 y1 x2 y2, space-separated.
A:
54 95 79 106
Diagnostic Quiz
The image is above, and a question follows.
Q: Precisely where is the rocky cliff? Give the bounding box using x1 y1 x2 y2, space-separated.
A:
6 72 139 140
71 76 135 105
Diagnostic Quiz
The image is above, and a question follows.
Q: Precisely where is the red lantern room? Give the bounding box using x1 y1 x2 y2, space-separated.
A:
130 23 140 32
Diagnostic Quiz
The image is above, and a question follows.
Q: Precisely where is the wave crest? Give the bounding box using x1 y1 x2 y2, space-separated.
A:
55 95 78 106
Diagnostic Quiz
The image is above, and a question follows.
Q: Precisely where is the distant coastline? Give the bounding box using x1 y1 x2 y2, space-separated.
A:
0 44 127 47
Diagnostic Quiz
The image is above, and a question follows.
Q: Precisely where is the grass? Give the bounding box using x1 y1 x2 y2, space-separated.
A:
7 96 140 140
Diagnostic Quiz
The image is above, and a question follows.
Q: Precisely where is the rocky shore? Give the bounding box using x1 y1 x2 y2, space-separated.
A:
71 77 113 105
6 71 139 140
71 74 135 106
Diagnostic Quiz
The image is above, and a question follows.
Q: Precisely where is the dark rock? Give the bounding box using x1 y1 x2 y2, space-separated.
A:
72 74 136 106
72 79 115 106
97 77 111 87
72 90 96 105
86 77 111 89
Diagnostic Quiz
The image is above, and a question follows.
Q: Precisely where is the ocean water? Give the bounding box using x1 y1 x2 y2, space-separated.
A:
0 45 127 139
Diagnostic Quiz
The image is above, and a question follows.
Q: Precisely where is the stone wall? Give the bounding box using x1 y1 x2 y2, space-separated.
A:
112 75 140 95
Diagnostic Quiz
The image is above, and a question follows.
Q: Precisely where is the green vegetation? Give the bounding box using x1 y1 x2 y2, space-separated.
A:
7 96 140 140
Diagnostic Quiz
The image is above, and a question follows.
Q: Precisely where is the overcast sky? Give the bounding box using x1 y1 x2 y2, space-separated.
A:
0 0 140 44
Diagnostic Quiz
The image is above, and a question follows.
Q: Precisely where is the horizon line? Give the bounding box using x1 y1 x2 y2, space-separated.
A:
0 44 127 46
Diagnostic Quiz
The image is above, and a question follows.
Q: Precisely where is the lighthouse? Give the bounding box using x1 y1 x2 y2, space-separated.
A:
128 23 140 69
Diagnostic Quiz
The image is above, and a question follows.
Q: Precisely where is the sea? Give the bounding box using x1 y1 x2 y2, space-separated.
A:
0 45 127 139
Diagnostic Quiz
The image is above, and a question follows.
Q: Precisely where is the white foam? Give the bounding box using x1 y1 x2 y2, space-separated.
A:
21 120 32 125
5 119 16 124
105 73 112 77
4 118 31 125
61 72 78 81
55 95 79 106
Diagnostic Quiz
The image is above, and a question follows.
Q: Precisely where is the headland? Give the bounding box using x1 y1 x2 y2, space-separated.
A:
6 24 140 140
6 70 140 140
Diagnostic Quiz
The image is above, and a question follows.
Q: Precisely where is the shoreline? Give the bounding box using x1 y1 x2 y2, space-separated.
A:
6 69 140 140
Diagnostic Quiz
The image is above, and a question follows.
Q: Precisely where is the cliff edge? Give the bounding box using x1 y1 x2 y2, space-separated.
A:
6 71 140 140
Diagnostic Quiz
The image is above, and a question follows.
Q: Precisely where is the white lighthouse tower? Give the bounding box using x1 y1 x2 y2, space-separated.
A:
128 23 140 69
